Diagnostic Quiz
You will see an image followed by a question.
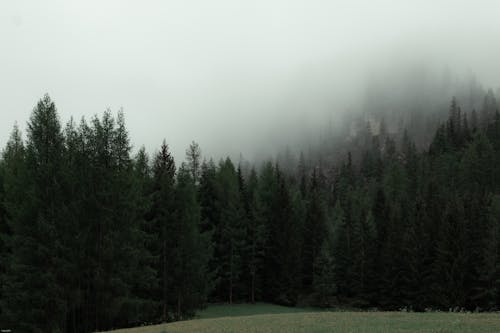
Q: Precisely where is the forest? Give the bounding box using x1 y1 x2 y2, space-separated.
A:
1 91 500 333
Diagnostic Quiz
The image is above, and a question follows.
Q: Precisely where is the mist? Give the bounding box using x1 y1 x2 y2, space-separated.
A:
1 0 500 161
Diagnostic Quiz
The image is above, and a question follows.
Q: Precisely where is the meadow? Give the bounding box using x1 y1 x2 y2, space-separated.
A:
103 303 500 333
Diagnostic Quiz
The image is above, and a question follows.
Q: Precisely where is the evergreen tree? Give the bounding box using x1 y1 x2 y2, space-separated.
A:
128 147 158 323
171 163 212 318
2 95 68 332
213 158 246 303
62 117 91 333
264 167 301 305
185 141 202 185
0 124 26 328
243 168 267 303
480 89 498 128
302 168 328 289
150 141 176 321
199 159 218 234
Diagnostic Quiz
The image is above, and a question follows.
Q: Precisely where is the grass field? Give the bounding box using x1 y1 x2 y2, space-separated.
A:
104 303 500 333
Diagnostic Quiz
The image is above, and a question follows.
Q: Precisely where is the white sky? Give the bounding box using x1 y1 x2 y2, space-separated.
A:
1 0 500 160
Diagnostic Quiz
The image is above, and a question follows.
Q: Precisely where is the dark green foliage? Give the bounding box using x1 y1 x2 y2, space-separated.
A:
313 220 336 307
302 169 328 289
212 158 246 303
242 168 267 303
0 98 212 332
150 141 177 321
0 124 27 329
2 92 500 333
263 167 302 305
2 95 68 332
171 163 212 318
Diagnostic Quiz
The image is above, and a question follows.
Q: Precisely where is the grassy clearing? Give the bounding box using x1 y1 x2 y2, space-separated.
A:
103 304 500 333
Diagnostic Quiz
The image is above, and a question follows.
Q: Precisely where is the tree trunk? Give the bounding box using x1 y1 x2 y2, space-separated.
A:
251 272 256 304
229 244 233 304
229 277 233 304
177 293 181 320
163 239 168 322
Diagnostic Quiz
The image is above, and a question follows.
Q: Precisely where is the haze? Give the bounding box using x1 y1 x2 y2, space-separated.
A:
1 0 500 161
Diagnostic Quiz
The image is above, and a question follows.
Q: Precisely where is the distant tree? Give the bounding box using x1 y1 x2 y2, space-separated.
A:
480 89 498 128
298 151 308 198
471 109 479 133
447 97 462 147
430 124 449 155
185 141 202 185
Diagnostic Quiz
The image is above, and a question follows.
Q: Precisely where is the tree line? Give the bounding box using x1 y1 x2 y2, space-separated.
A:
1 92 500 332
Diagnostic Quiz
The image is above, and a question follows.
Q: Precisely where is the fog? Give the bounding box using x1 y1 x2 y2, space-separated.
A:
1 0 500 161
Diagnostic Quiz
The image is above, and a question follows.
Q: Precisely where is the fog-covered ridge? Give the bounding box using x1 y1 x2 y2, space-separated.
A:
1 1 500 161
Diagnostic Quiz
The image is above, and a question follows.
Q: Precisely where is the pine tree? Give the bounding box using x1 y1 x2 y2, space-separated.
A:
2 95 69 332
243 168 267 303
465 194 499 310
213 158 246 304
62 117 91 333
0 149 5 322
302 168 328 289
185 141 202 185
150 141 176 321
0 124 26 328
264 167 301 305
447 97 462 147
480 89 498 128
199 159 218 234
171 163 212 319
128 147 158 323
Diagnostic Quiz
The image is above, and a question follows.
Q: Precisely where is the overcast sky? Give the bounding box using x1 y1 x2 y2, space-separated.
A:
1 0 500 161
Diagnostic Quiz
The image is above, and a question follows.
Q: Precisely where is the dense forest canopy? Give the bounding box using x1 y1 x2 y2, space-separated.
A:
1 89 500 333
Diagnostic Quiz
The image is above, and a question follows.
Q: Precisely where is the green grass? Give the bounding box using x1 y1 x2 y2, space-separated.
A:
102 304 500 333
